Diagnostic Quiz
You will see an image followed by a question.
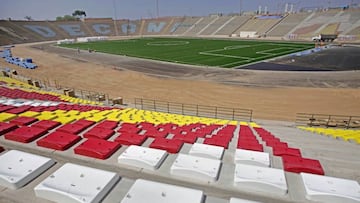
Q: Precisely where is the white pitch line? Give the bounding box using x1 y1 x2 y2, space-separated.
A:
198 52 253 60
198 43 311 67
221 60 250 67
256 47 293 55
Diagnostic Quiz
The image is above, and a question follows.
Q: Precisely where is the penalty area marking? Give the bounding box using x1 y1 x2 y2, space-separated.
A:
199 43 310 68
147 41 190 46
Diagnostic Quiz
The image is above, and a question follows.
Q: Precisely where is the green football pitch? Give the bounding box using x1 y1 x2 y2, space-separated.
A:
60 37 314 68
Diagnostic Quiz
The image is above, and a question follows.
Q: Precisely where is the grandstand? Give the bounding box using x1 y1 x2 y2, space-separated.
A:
0 6 360 203
267 13 309 38
0 75 359 203
0 9 359 44
198 16 232 36
232 15 283 37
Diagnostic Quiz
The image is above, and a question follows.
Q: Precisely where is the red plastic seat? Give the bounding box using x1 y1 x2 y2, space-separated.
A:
10 116 38 126
143 130 168 138
37 131 81 150
83 127 114 140
203 136 230 149
6 106 31 114
5 126 47 143
0 105 15 113
273 147 302 157
73 119 95 128
114 133 147 146
0 122 18 135
94 120 118 130
56 123 88 134
28 106 46 112
74 138 121 159
282 155 324 175
266 141 288 148
237 142 264 152
149 138 184 153
172 133 197 144
32 120 61 131
118 123 141 134
43 106 58 111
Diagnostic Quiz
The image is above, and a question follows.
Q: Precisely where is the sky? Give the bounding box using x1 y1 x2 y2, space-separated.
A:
0 0 357 20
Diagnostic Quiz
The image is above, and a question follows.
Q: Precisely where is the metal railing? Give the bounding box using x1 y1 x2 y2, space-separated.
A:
296 113 360 129
134 98 253 121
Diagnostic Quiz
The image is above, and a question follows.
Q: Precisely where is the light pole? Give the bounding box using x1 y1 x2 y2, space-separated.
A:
156 0 159 19
239 0 242 15
113 0 119 36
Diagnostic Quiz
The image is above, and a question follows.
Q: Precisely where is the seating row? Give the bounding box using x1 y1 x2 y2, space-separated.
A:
0 150 359 203
0 87 61 101
0 77 102 105
0 98 238 126
298 126 360 144
0 76 36 89
1 117 236 155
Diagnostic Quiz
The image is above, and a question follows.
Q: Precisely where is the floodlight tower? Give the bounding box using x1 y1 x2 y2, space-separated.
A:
239 0 243 15
113 0 119 36
156 0 159 18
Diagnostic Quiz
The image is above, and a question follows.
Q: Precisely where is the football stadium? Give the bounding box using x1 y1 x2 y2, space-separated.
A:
0 1 360 203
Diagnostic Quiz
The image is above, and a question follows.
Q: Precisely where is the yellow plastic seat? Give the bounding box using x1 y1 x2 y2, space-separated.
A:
19 111 41 118
86 116 105 123
0 112 17 122
54 116 76 124
36 114 58 121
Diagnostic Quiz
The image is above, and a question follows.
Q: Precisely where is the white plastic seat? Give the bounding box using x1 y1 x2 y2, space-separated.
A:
13 101 25 107
118 145 167 170
188 143 224 160
0 150 55 189
22 101 35 106
30 102 42 107
301 172 360 203
230 197 263 203
121 179 204 203
234 163 288 195
234 149 270 167
40 101 56 106
34 163 119 203
171 153 221 182
3 99 17 106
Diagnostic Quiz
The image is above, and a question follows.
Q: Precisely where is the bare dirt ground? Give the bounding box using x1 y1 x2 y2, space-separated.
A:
1 42 360 121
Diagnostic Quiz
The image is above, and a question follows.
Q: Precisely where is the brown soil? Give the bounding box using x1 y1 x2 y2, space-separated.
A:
1 42 360 121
